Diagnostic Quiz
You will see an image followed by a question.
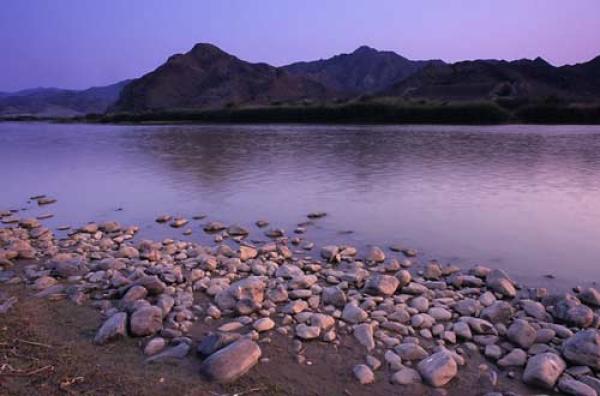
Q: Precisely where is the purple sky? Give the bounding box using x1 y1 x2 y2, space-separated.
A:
1 0 599 92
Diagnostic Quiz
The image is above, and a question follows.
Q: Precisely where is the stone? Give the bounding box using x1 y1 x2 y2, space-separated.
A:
395 343 429 361
580 376 600 395
353 323 375 351
417 350 458 387
276 263 304 278
395 270 412 287
94 312 127 344
310 313 335 331
218 322 244 332
428 307 452 321
552 295 594 328
384 350 403 370
484 344 503 360
486 269 516 297
322 286 346 307
497 348 527 367
130 306 163 336
520 299 550 321
33 276 57 290
558 377 597 396
239 246 258 261
296 323 321 340
410 296 430 312
227 225 249 236
353 364 374 385
146 341 190 363
199 338 261 383
392 368 422 385
522 352 566 390
283 300 308 314
580 288 600 307
366 246 385 263
197 332 240 358
204 222 226 232
563 330 600 369
253 317 275 332
144 337 167 356
507 319 536 349
363 274 399 296
342 302 368 324
453 299 481 316
215 276 265 312
424 262 442 280
481 301 514 324
321 245 340 262
119 246 139 258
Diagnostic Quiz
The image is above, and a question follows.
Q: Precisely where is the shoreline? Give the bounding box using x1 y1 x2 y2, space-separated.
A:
2 200 600 395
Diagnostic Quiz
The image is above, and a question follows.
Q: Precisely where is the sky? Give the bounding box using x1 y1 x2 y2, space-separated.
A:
1 0 599 92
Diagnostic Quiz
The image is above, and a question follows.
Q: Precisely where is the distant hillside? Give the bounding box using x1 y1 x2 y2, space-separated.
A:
283 45 443 95
386 56 600 101
112 43 329 112
0 80 130 117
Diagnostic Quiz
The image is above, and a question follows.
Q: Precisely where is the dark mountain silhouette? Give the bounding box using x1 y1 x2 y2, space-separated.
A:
0 80 130 117
112 43 329 112
386 56 600 101
283 45 443 95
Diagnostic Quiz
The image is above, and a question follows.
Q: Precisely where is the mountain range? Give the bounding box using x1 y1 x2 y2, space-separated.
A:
1 43 599 117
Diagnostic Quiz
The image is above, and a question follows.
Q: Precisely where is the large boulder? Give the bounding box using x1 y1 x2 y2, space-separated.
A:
563 330 600 369
522 352 566 389
199 338 261 383
507 319 537 349
214 276 265 313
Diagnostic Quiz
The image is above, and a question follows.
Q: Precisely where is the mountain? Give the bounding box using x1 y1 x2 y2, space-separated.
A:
0 80 130 117
112 43 329 112
385 56 600 101
283 45 443 95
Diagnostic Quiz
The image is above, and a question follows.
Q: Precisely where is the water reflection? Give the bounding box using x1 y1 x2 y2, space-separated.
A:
2 122 600 286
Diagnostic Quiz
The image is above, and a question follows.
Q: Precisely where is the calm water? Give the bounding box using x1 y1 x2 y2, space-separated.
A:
2 122 600 287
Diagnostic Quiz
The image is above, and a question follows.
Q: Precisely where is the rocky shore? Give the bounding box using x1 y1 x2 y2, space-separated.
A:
2 199 600 395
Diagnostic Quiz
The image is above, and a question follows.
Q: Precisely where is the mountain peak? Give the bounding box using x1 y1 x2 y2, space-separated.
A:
189 43 230 58
352 45 378 55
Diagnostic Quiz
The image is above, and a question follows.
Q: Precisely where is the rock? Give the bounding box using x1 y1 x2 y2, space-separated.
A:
197 332 240 358
138 276 166 295
121 285 148 307
366 246 385 263
563 330 600 369
199 338 261 383
33 276 57 290
484 344 503 360
353 323 375 351
204 222 226 232
392 368 422 385
523 352 566 389
384 350 403 370
558 377 597 396
218 322 244 332
507 319 537 349
322 286 346 307
295 324 320 340
49 257 89 278
144 337 167 356
580 376 600 395
321 245 340 262
239 246 258 261
486 269 516 297
307 211 327 219
428 307 452 321
342 302 368 324
170 218 189 228
480 301 514 324
454 299 481 316
395 270 412 287
215 276 265 312
497 348 527 367
552 295 594 328
353 364 374 385
94 312 127 344
363 274 399 296
253 318 275 332
520 299 551 321
146 342 190 363
264 228 284 238
276 263 304 278
156 215 172 223
395 343 429 361
119 246 139 258
410 296 429 312
283 300 308 314
453 322 473 339
580 288 600 307
100 221 121 233
424 262 442 280
130 306 163 336
417 350 458 387
227 225 249 236
37 197 56 205
310 313 335 331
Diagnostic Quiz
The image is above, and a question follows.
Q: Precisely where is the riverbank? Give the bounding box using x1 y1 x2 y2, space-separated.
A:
1 199 600 395
2 100 600 125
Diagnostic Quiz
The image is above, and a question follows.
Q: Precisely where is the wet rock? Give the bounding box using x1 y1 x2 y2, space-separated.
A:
424 261 442 280
417 350 458 387
80 223 99 233
227 225 249 236
37 197 57 205
507 319 537 349
353 323 375 351
119 246 139 259
320 245 340 262
563 330 600 369
94 312 127 344
486 269 516 297
363 274 399 296
580 288 600 307
523 352 566 389
392 367 422 385
264 228 284 238
130 306 163 336
552 295 594 328
366 246 385 263
156 215 172 223
204 222 226 232
353 364 374 384
170 218 189 228
199 338 261 383
239 245 257 261
307 211 327 219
